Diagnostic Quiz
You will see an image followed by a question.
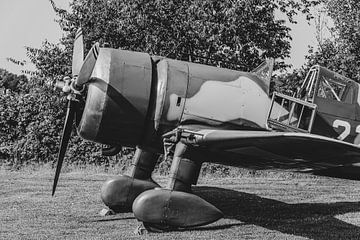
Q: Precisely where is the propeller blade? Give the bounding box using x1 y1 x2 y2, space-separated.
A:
72 28 84 77
52 100 77 196
75 42 99 87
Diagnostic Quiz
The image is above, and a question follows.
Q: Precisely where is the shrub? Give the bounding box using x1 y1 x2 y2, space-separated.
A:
0 73 117 169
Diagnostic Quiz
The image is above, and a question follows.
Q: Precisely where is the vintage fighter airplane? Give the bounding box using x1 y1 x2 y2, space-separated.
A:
52 28 360 231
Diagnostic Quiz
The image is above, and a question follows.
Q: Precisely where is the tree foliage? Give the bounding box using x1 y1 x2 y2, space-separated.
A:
26 41 71 82
0 72 62 165
0 71 110 168
274 0 360 95
27 0 320 76
304 0 360 81
0 69 28 93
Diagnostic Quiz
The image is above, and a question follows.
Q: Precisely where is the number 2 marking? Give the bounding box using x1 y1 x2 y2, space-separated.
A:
356 125 360 135
332 120 360 145
333 120 351 140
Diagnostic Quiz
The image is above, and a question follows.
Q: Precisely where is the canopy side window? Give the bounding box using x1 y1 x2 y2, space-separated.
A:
316 75 353 104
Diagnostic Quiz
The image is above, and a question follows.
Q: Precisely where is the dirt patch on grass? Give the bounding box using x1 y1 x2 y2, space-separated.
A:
1 168 360 239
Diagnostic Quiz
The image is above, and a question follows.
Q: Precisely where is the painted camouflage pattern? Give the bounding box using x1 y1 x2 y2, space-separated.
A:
77 47 282 149
154 58 283 135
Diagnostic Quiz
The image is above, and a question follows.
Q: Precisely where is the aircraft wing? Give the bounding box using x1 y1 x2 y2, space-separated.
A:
168 126 360 179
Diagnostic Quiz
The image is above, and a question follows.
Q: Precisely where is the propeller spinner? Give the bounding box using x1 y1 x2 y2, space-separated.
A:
52 28 98 196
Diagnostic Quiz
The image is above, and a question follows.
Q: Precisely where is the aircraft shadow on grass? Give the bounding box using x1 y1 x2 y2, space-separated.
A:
193 186 360 240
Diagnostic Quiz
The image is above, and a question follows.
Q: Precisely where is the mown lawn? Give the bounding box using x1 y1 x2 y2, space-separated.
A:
1 168 360 240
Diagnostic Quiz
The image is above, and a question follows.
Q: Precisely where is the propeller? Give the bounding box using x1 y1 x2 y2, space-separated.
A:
52 100 77 196
76 42 99 87
52 28 99 196
72 28 84 77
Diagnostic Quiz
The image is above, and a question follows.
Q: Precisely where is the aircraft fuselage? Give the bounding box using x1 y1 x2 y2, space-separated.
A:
77 48 273 151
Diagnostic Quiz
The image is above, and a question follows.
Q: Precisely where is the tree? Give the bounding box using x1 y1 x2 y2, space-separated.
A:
0 69 28 93
27 0 319 78
0 69 108 168
305 0 360 81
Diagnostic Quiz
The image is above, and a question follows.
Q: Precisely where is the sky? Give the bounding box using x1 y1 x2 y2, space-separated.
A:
284 14 318 69
0 1 318 75
0 0 70 74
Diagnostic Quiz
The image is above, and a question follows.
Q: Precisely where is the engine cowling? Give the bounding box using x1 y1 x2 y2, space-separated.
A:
77 48 152 146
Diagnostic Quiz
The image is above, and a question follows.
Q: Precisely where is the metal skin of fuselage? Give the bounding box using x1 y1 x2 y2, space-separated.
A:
77 48 273 152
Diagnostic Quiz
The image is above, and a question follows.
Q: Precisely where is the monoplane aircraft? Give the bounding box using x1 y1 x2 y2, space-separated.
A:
52 28 360 232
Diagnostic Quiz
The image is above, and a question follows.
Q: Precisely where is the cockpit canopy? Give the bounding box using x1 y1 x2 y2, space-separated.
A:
297 65 355 104
251 58 274 95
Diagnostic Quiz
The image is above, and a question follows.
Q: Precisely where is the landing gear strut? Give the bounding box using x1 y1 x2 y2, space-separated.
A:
100 147 160 212
133 141 223 232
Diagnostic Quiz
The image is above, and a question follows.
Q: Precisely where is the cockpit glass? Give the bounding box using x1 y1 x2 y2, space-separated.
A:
298 66 354 104
317 77 346 101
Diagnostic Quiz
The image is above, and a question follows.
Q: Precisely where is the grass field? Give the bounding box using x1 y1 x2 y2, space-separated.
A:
1 167 360 240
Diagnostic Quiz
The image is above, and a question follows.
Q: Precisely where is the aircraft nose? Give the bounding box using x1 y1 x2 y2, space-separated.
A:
76 48 153 146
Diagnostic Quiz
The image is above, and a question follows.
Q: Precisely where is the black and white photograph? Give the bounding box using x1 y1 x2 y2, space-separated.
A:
1 0 360 239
